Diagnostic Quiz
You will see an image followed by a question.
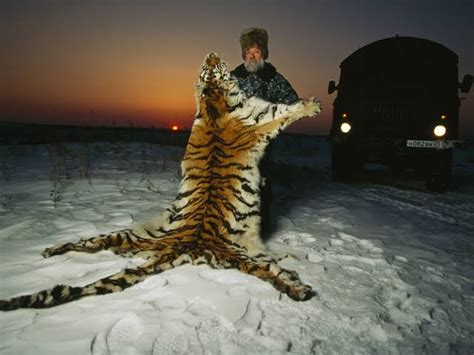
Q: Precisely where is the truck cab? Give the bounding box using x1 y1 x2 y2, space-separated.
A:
329 36 472 192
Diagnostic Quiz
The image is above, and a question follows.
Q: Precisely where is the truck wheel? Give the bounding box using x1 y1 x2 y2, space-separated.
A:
425 150 453 192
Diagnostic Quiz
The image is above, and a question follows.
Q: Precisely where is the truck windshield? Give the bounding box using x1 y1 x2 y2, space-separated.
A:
341 61 457 97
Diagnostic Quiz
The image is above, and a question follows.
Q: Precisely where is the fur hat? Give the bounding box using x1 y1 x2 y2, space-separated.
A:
240 28 269 60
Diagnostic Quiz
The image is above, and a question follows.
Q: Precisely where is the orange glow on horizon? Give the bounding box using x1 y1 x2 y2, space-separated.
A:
171 125 179 131
1 1 473 136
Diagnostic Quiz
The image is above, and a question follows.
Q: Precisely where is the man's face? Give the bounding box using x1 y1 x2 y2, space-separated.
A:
244 46 264 73
245 46 262 64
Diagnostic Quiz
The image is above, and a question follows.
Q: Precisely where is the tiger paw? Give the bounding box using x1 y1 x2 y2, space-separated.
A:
0 300 10 311
42 247 56 258
42 243 73 258
270 252 299 263
287 283 314 301
275 252 299 262
303 97 322 117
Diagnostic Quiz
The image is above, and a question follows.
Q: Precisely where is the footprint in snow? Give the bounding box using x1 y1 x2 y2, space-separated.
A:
277 231 316 246
92 313 144 355
199 269 250 284
152 327 190 355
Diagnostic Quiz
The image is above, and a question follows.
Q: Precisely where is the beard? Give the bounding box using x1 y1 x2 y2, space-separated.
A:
244 58 265 73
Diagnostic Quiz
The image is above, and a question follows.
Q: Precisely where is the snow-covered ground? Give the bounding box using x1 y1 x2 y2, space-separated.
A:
0 138 473 354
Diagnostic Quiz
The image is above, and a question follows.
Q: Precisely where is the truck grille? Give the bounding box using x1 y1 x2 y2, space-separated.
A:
364 103 411 137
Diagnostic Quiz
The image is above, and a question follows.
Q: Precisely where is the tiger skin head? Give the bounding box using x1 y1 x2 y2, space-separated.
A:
196 52 242 120
198 52 231 87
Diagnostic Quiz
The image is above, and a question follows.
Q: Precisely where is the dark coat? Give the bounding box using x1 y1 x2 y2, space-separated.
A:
230 62 299 105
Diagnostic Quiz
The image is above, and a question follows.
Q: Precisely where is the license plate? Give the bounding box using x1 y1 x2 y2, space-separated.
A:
406 140 454 149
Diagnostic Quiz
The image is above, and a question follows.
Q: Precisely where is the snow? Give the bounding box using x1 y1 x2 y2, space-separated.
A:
1 138 473 354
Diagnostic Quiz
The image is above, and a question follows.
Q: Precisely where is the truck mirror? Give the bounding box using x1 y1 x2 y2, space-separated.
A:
460 74 473 93
328 80 338 94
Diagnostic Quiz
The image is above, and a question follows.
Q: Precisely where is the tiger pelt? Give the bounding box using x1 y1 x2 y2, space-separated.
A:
0 52 321 311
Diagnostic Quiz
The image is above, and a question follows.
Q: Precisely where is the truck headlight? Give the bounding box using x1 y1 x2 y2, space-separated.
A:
340 122 351 133
434 125 446 137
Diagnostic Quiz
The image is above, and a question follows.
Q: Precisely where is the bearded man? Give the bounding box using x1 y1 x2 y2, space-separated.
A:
231 28 300 237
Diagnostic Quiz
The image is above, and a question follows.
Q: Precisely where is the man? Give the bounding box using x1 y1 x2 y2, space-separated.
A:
231 28 299 105
231 28 300 237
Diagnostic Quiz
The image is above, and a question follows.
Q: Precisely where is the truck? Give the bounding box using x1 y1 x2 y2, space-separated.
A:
328 36 472 192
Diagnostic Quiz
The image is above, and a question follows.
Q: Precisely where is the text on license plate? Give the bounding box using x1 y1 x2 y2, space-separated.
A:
406 140 453 149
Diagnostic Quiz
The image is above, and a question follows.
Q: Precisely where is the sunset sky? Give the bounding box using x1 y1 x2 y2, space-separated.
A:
1 0 473 135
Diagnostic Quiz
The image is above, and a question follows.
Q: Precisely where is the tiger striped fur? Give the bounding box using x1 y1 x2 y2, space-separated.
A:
0 52 321 311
